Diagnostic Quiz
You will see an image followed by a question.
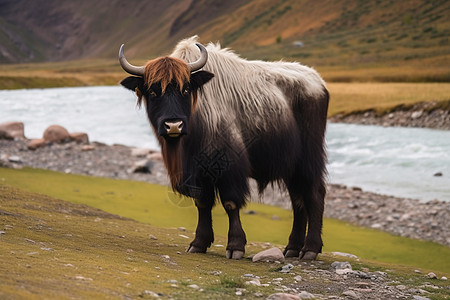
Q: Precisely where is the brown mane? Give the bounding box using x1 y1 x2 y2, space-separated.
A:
145 57 190 94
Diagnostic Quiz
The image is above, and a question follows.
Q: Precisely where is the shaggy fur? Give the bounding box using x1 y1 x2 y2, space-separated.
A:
120 36 329 260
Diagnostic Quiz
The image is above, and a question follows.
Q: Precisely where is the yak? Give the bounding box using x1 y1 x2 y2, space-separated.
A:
119 36 329 260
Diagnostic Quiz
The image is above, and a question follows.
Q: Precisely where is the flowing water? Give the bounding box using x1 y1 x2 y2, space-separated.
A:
1 86 449 202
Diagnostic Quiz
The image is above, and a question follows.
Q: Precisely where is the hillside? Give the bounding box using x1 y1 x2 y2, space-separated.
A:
0 0 449 82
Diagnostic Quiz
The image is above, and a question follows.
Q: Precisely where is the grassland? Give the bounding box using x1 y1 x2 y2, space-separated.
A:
1 167 449 275
1 168 449 299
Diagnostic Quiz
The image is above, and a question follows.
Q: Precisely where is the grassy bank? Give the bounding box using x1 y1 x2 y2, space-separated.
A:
1 167 449 275
2 183 449 299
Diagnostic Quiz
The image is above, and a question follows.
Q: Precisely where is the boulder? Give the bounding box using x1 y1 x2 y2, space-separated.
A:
69 132 89 144
148 152 163 161
28 139 46 150
252 247 285 263
43 125 70 143
0 122 25 139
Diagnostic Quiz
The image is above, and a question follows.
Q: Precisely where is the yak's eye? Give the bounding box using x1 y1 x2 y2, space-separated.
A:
148 89 157 97
182 87 190 96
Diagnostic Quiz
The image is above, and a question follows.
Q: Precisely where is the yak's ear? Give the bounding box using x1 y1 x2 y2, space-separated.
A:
120 76 145 92
190 71 214 91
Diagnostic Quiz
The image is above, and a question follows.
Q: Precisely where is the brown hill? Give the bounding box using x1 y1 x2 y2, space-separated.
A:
0 0 449 81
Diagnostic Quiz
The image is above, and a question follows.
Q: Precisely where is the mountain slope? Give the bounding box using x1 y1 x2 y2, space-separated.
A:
0 0 449 81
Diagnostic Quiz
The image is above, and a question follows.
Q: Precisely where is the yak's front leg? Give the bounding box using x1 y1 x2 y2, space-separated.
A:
187 201 214 253
222 200 246 259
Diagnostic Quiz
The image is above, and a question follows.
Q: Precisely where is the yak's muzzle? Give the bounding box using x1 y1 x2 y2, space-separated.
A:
164 120 184 138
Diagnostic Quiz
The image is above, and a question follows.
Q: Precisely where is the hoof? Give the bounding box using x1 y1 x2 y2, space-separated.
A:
226 250 244 259
284 249 300 258
299 251 318 260
186 245 206 253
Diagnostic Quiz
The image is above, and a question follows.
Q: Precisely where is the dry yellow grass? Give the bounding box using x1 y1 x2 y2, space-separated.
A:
327 82 450 116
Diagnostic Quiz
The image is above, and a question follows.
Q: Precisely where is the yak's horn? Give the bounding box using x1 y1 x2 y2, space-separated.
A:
188 43 208 72
119 44 145 76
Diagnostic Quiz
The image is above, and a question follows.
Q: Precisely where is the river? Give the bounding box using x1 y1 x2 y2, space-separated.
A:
1 86 449 202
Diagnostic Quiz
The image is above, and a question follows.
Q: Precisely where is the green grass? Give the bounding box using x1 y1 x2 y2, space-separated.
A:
1 167 449 275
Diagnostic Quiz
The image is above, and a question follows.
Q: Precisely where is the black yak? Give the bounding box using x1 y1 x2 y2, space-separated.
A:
119 36 329 260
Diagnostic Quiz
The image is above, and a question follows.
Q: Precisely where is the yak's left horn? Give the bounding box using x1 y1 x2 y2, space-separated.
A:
188 43 208 72
119 44 145 76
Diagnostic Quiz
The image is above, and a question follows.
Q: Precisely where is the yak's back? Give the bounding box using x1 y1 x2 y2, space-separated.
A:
170 36 327 136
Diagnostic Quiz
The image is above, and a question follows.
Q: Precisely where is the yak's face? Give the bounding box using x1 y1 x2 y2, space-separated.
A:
120 71 213 141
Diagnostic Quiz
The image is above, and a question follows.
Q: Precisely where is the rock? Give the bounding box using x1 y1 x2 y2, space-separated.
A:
252 247 285 263
266 293 300 300
433 172 443 177
187 284 199 289
132 159 153 174
0 231 5 235
331 252 358 259
149 234 158 240
69 132 89 144
27 138 46 150
411 111 423 119
243 274 254 277
43 125 70 143
0 122 25 139
148 152 163 161
177 227 186 231
279 263 294 273
298 291 315 299
413 296 430 300
441 276 447 280
426 272 437 279
8 155 22 163
330 261 352 270
342 290 359 299
81 145 95 151
140 290 160 297
131 148 150 157
245 278 261 286
293 275 302 282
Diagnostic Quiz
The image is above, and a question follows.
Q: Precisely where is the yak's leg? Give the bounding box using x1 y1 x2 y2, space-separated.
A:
285 174 325 260
283 193 307 258
221 200 246 259
218 173 248 259
187 187 215 253
187 203 214 253
300 182 325 260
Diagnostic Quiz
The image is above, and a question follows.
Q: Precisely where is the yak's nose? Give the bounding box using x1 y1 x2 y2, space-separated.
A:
164 120 184 137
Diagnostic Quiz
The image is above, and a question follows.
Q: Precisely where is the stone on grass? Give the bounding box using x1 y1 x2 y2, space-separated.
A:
266 293 300 300
252 247 285 263
342 290 359 299
298 291 315 299
132 159 153 174
43 125 70 143
279 263 294 273
426 272 437 279
0 121 25 139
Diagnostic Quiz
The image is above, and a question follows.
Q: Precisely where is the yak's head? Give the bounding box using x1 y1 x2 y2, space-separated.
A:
119 43 214 141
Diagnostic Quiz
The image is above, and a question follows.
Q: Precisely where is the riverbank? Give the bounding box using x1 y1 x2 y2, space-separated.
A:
1 138 448 247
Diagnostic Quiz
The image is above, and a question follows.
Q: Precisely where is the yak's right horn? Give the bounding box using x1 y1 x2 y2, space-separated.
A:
119 44 145 76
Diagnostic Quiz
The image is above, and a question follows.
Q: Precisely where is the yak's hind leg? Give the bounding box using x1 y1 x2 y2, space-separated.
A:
285 172 326 260
283 190 307 258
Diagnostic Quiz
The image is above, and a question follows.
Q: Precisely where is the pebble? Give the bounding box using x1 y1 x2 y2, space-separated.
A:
293 275 302 282
413 296 430 300
426 272 437 279
177 227 186 232
266 293 300 300
188 284 199 289
331 252 358 259
298 291 315 299
342 290 359 299
149 234 158 240
280 263 294 273
441 276 447 280
245 278 261 286
141 290 160 297
0 231 5 235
